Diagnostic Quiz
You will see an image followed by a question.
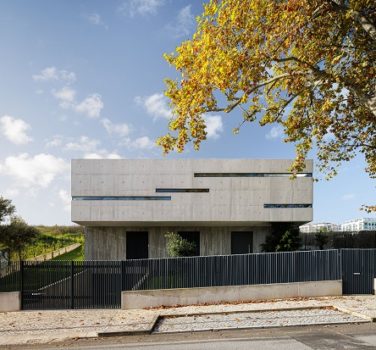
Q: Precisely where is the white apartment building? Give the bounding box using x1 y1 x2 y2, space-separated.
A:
299 222 340 233
341 218 376 232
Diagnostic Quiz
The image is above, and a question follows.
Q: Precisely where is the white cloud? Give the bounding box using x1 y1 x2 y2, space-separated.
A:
33 67 76 83
64 136 100 153
119 0 165 17
0 153 68 189
166 5 195 38
203 115 223 139
85 13 108 29
45 135 64 148
84 152 122 159
75 94 104 118
132 136 155 149
52 86 76 108
0 115 32 145
101 118 130 137
266 125 284 140
58 189 71 212
342 193 355 201
135 93 172 120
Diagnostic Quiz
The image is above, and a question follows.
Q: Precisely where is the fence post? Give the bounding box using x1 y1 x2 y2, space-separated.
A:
121 261 125 291
70 261 74 309
20 261 24 310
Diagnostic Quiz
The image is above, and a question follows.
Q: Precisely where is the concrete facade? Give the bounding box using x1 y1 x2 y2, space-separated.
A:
0 292 21 312
72 159 313 260
84 225 270 259
121 280 342 309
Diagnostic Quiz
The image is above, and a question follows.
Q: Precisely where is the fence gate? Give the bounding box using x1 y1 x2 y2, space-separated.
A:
21 261 121 310
341 249 376 294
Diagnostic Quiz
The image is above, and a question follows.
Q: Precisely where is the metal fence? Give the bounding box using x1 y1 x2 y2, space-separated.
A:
122 249 341 291
341 249 376 294
0 261 20 292
1 249 376 310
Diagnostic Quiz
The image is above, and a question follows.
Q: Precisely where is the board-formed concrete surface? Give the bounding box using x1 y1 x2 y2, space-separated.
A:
72 159 313 225
122 280 342 309
0 291 20 312
72 159 313 259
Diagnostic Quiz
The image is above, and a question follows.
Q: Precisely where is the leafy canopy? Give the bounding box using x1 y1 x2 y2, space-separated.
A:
0 196 15 223
165 232 197 257
0 216 38 261
158 0 375 209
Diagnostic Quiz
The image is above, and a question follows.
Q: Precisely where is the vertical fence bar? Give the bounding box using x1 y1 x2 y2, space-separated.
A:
70 261 74 309
20 260 24 310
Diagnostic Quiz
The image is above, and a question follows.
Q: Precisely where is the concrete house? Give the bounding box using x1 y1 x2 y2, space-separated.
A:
71 159 313 260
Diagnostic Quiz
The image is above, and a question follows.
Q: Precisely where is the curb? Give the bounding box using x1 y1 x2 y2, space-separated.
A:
97 305 370 337
334 306 376 322
97 314 160 337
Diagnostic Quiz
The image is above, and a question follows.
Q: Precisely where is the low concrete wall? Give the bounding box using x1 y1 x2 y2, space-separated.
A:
0 292 21 312
122 280 342 309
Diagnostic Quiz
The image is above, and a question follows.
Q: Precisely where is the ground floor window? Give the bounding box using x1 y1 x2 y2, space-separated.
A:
231 231 253 254
177 231 200 256
126 231 148 259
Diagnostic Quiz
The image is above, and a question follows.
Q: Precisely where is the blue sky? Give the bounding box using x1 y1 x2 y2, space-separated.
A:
0 0 374 225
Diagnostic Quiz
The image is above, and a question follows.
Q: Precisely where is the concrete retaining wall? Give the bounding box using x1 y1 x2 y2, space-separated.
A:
122 280 342 309
0 292 21 312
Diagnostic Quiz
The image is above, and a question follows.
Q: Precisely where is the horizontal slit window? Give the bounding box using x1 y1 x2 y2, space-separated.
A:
72 196 171 201
264 204 312 208
155 188 209 193
194 173 312 177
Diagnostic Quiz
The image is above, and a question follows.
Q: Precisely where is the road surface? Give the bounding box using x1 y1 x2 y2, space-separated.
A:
4 322 376 350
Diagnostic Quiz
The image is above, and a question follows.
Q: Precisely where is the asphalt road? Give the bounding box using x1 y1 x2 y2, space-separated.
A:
5 323 376 350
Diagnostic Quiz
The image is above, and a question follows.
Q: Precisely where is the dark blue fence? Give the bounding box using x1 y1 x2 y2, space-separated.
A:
122 249 341 291
0 249 375 310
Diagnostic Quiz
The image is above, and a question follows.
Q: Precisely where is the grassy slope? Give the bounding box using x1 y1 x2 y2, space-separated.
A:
51 246 84 261
2 226 85 261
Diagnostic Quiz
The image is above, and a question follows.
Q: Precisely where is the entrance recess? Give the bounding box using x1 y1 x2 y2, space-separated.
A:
126 232 149 259
231 231 253 254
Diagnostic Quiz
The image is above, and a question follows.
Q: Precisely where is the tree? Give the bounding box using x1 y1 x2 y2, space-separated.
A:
158 0 376 210
165 232 197 257
315 228 330 249
0 196 15 223
261 223 301 252
0 217 38 261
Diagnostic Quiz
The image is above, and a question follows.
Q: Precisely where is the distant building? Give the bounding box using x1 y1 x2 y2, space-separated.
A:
340 218 376 232
299 222 340 233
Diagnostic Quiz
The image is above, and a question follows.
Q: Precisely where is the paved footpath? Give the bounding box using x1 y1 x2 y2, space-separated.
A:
0 296 375 346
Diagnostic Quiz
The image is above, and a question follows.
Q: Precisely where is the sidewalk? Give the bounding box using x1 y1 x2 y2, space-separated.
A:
0 296 375 346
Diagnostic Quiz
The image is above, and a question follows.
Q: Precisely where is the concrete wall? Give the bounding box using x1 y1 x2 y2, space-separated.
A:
0 292 21 312
72 159 313 226
85 225 270 260
121 280 342 309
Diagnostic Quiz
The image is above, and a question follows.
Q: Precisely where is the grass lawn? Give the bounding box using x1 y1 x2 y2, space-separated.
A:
51 246 84 261
1 226 85 261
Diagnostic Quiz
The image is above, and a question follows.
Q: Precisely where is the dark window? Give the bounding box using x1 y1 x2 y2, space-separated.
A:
126 232 148 259
264 204 312 208
231 232 253 254
177 231 200 256
72 196 171 200
194 173 312 177
155 188 209 193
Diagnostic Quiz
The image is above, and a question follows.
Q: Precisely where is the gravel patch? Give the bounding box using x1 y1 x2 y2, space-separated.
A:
0 296 375 346
154 308 369 333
